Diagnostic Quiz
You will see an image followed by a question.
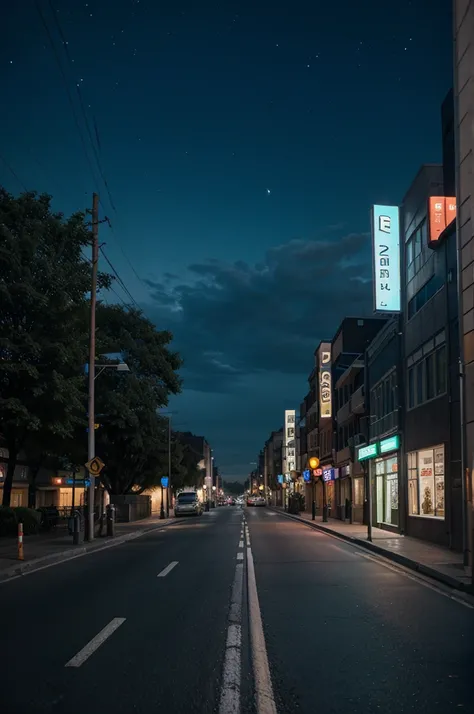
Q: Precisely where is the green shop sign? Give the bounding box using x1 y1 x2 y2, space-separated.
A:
379 435 400 454
357 443 378 461
357 434 400 462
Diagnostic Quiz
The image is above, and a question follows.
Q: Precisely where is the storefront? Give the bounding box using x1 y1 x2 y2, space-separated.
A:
407 444 445 519
357 435 401 532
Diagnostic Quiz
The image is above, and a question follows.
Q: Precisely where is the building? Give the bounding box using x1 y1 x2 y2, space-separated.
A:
400 153 461 549
364 318 403 533
263 428 283 506
454 0 474 567
331 317 387 521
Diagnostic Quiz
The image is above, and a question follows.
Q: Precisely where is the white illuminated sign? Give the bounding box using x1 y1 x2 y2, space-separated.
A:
372 205 401 313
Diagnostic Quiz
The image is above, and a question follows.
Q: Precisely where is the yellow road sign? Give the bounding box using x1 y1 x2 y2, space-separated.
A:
85 457 105 476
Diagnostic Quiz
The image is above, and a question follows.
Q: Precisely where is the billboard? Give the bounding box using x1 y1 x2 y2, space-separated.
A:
371 205 401 313
428 196 456 245
318 343 332 419
283 409 296 474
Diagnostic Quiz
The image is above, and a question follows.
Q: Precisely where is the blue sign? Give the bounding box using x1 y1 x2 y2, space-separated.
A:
372 205 401 313
277 474 284 484
303 469 311 483
161 476 169 488
323 468 335 482
65 478 90 487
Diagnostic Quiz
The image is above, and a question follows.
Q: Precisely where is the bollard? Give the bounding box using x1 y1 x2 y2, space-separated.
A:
106 504 115 537
18 522 24 561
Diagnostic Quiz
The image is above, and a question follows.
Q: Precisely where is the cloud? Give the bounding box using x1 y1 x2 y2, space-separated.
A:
143 233 373 393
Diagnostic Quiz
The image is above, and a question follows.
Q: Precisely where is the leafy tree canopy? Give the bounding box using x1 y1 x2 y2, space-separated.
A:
0 189 109 505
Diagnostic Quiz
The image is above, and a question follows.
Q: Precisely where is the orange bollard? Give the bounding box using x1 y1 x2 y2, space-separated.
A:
18 522 24 561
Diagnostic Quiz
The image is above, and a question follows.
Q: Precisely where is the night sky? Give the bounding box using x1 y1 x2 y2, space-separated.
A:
1 1 453 480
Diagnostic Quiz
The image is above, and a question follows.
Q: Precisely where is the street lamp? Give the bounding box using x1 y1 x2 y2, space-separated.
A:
86 360 129 542
308 457 320 521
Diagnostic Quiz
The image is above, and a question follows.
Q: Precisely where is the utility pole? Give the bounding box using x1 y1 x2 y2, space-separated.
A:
167 415 172 517
87 193 99 541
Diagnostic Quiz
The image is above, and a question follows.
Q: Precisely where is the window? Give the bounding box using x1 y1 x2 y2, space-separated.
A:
425 353 435 400
416 362 423 404
407 274 444 319
436 346 447 395
407 446 445 519
408 368 414 409
406 220 427 283
406 336 447 409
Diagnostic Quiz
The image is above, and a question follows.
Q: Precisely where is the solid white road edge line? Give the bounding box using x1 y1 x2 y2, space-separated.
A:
247 546 277 714
219 561 244 714
65 617 126 667
157 561 179 577
355 552 474 609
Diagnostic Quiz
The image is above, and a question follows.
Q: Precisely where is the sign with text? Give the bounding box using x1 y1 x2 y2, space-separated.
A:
161 476 169 488
283 409 296 474
428 196 456 245
318 342 332 419
379 435 399 454
357 443 378 461
372 205 401 313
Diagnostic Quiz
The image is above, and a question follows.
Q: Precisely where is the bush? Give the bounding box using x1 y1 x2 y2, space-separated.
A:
0 507 17 536
0 506 42 536
14 507 41 535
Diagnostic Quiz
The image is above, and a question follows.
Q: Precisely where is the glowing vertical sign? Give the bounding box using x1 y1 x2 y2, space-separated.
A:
371 205 401 313
283 409 296 475
318 342 332 419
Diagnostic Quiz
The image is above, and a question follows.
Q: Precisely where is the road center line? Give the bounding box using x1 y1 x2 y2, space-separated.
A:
247 546 277 714
237 552 244 560
219 558 244 714
239 540 244 548
157 561 179 577
65 618 126 668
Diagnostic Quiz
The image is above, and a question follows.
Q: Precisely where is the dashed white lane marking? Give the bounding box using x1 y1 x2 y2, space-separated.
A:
157 561 179 577
265 511 277 516
246 533 250 547
239 540 244 548
65 618 126 667
236 552 244 560
247 546 277 714
219 559 244 714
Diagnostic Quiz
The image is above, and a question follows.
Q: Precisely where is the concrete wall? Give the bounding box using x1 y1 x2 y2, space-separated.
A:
454 0 474 563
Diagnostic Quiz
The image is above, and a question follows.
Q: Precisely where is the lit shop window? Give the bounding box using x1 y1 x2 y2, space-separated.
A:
407 445 445 518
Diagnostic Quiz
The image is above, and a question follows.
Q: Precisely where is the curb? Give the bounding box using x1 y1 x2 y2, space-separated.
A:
270 508 472 595
0 518 177 583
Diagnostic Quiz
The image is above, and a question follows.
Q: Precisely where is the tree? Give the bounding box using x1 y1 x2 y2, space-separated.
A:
0 189 109 506
223 480 246 496
92 304 183 495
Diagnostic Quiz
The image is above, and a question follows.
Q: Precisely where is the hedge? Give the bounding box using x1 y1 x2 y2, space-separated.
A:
0 506 42 536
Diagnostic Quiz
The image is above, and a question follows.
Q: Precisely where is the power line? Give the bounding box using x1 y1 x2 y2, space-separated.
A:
35 0 102 193
99 246 139 308
47 0 143 286
0 153 28 192
47 0 116 213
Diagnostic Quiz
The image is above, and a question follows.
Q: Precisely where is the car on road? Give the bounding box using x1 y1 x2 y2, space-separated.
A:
247 495 266 507
175 491 203 517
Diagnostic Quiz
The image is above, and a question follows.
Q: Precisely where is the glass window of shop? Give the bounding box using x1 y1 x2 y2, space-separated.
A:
374 455 399 526
407 445 445 518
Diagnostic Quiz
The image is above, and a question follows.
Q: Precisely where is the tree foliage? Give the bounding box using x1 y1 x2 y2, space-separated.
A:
93 305 183 495
0 189 186 504
0 189 108 506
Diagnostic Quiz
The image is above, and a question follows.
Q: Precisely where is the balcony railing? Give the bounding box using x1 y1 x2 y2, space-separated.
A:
336 400 351 424
350 385 364 414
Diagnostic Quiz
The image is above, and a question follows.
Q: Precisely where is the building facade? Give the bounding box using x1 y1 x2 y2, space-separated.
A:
454 0 474 566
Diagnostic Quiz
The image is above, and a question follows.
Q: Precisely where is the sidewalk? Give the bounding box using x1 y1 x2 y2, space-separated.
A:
272 507 472 592
0 511 176 582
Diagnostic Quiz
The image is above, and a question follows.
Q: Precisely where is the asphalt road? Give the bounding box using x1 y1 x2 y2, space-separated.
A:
3 505 474 714
245 507 474 714
2 506 250 714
